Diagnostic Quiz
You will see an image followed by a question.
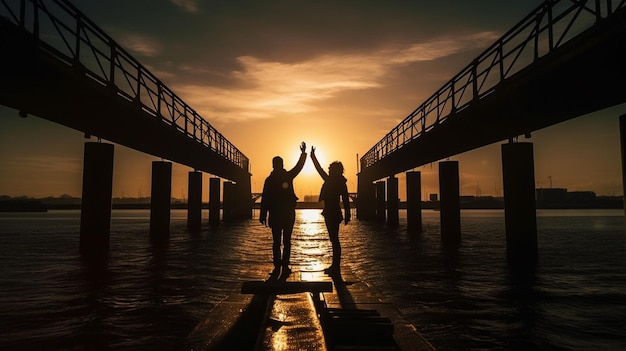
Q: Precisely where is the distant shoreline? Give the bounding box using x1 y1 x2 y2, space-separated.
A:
1 200 623 212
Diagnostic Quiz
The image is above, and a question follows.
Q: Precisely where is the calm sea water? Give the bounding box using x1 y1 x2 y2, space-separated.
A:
1 209 625 350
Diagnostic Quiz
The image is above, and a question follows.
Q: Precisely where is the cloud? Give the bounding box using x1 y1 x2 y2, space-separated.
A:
171 31 499 123
169 0 200 13
4 155 82 173
385 32 500 65
117 33 162 57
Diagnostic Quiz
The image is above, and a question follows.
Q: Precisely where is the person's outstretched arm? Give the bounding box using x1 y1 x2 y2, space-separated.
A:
310 146 328 181
287 142 307 177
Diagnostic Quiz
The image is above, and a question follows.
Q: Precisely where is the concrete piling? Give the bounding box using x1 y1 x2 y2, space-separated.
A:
619 115 626 222
187 171 202 232
209 177 221 226
501 142 538 268
439 161 461 244
223 181 234 222
79 142 114 257
234 176 253 219
356 178 376 220
387 176 399 227
150 161 172 238
406 171 422 232
375 181 386 223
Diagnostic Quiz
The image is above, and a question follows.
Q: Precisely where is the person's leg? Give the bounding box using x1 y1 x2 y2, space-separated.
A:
282 228 292 272
281 210 296 270
331 230 341 268
271 227 283 270
325 218 342 271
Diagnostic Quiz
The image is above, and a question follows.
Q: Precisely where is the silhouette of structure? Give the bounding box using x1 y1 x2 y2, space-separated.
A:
0 1 249 180
357 1 626 267
359 1 626 180
0 0 251 254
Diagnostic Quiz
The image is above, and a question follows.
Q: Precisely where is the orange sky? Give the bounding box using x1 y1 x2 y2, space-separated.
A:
1 0 625 201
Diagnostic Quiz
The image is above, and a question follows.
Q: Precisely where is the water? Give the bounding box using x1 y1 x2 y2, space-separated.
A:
1 209 625 350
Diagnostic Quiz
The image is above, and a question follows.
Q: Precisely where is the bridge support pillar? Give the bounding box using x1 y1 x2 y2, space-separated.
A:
502 142 537 269
356 176 376 220
223 181 234 222
619 115 626 221
387 176 399 227
234 176 253 219
187 171 202 232
80 142 114 257
150 161 172 238
375 181 386 222
406 171 422 232
439 161 461 244
209 177 221 226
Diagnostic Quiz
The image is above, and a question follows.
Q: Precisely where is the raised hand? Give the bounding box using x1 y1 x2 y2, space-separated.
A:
300 141 306 153
311 146 316 155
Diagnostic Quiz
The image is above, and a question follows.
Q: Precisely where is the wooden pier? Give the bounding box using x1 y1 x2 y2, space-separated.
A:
184 265 435 351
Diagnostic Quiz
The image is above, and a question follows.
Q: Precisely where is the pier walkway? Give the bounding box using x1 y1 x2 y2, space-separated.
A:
184 265 435 351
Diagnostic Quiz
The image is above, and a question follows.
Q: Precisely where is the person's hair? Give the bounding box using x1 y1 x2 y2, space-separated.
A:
328 161 344 176
272 156 283 169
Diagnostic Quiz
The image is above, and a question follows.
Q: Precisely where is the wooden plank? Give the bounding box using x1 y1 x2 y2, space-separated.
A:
184 292 274 351
321 268 437 351
241 280 333 295
256 292 327 351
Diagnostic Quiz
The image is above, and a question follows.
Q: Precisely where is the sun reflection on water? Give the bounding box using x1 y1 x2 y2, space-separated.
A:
291 209 330 275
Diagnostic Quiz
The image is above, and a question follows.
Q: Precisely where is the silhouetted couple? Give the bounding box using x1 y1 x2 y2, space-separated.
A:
260 142 350 276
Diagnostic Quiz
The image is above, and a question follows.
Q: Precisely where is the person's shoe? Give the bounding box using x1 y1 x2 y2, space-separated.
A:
268 266 280 279
324 265 339 274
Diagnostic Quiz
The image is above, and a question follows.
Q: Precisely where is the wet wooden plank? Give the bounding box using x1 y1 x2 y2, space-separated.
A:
184 291 274 351
185 265 435 351
322 268 437 351
241 281 333 295
256 292 327 351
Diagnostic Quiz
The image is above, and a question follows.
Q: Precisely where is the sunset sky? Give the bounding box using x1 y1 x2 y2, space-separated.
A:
1 0 625 201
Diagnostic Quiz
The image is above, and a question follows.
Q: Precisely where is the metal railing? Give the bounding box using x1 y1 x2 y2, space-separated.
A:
0 0 249 172
360 0 625 171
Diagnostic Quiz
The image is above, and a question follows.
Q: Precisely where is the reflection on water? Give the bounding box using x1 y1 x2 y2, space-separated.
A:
290 209 329 273
339 209 626 351
0 209 625 350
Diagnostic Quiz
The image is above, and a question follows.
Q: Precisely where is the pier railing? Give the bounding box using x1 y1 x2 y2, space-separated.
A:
360 0 625 171
0 0 249 172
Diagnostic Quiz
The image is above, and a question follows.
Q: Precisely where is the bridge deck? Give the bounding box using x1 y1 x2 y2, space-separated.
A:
0 15 248 182
360 5 626 181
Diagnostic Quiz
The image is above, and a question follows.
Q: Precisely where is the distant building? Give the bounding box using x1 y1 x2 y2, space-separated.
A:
536 188 567 208
303 194 320 203
535 188 622 208
567 191 596 208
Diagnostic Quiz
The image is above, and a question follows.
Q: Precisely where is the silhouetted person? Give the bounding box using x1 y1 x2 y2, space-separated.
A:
260 142 307 275
311 146 350 274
